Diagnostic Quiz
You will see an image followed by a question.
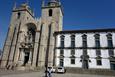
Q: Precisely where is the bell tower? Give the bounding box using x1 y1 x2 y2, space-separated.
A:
41 0 63 31
37 0 63 67
1 2 37 68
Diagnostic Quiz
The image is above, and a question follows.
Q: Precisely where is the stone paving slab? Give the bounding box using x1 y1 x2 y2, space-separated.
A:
0 71 114 77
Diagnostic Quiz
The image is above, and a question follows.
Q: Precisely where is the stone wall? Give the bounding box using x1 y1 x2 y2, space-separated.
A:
65 67 115 76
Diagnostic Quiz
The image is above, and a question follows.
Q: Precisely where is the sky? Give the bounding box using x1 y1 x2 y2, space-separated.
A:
0 0 115 49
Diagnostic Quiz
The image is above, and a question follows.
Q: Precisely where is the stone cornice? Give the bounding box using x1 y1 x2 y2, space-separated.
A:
54 28 115 35
55 47 115 49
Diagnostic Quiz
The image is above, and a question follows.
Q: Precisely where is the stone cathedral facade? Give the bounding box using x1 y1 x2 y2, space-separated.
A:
1 0 63 70
1 0 115 71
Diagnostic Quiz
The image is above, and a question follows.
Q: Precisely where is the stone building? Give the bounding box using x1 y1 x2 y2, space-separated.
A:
1 0 63 70
1 0 115 71
54 29 115 70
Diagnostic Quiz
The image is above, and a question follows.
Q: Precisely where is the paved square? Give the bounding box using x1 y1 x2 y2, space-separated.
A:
0 71 114 77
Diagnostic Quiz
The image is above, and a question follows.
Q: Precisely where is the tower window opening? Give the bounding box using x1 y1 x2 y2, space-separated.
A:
49 9 53 16
17 12 21 19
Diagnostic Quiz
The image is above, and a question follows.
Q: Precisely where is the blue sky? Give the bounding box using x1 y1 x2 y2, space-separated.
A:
0 0 115 49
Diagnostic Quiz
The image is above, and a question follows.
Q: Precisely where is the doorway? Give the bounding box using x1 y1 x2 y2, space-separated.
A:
23 52 30 66
110 61 115 70
82 60 89 69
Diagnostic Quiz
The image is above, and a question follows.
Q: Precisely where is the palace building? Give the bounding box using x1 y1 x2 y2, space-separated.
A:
54 29 115 70
1 0 115 71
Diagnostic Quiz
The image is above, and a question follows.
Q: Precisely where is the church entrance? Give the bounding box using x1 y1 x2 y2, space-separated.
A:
23 52 30 66
110 61 115 70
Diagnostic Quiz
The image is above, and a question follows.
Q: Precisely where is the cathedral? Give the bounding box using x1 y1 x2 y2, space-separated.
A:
1 0 115 71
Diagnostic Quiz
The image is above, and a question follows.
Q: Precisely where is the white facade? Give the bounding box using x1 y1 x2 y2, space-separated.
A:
55 30 115 70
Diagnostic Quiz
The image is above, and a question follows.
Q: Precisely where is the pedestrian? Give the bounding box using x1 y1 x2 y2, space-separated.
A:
48 68 52 77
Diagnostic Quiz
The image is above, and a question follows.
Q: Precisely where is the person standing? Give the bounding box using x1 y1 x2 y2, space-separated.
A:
48 67 52 77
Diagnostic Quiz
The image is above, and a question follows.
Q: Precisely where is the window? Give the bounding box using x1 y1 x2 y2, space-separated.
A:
107 34 113 48
60 49 64 56
17 12 21 19
96 59 102 65
109 49 114 56
60 35 65 48
60 59 64 66
49 9 53 16
82 34 87 47
83 49 87 55
94 34 100 48
71 35 75 48
71 58 75 64
71 49 75 55
96 49 101 56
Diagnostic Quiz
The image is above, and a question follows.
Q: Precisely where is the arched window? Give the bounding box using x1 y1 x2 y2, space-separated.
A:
71 34 75 48
49 9 53 16
60 35 65 48
94 34 100 48
107 33 113 47
82 34 87 47
94 34 101 56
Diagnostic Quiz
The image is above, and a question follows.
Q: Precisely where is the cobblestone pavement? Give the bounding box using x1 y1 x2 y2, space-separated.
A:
0 71 114 77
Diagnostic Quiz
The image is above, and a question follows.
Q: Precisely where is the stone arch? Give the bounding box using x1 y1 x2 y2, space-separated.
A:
26 23 37 30
25 23 37 43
